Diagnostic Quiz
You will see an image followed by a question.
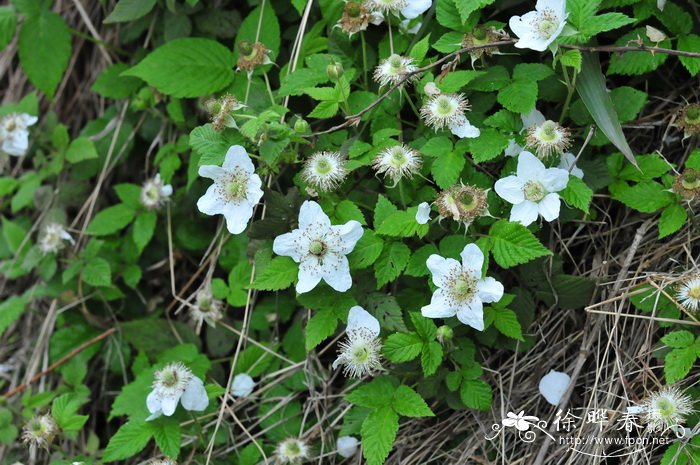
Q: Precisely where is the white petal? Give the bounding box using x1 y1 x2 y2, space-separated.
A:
517 151 546 180
321 254 353 292
145 411 162 421
415 202 431 224
477 277 504 303
494 176 525 204
540 167 570 192
231 373 255 398
449 115 480 139
347 306 380 338
146 390 161 415
626 405 646 414
456 298 484 331
296 257 324 293
401 0 432 19
20 114 38 126
537 0 566 17
273 230 302 261
421 289 457 318
334 220 364 254
521 108 546 130
538 370 570 406
370 12 384 25
557 152 584 179
337 436 360 458
181 377 209 412
160 394 180 416
221 202 254 235
510 201 539 226
246 173 264 204
2 135 29 156
161 184 174 197
197 185 224 216
222 145 255 173
198 164 226 181
460 243 484 275
426 255 461 288
504 140 522 157
538 193 561 222
298 200 331 230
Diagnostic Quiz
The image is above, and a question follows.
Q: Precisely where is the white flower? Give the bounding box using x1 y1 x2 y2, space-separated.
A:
526 120 571 159
273 201 363 293
421 244 504 331
401 0 431 19
367 0 431 23
197 145 264 235
494 151 569 226
676 275 700 312
640 386 694 432
336 436 360 458
275 438 310 464
38 223 74 255
373 54 419 87
423 82 440 97
0 113 37 157
415 202 431 224
302 151 347 192
140 174 173 210
146 362 209 420
373 144 422 183
189 290 223 332
420 92 480 138
505 108 546 157
230 373 255 398
367 0 407 13
538 370 570 406
332 306 383 378
558 152 584 179
509 0 567 52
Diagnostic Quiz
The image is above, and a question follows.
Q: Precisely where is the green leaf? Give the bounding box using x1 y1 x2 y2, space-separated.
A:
410 312 437 341
436 70 486 93
103 420 153 462
454 0 495 23
658 204 687 239
18 10 72 99
431 151 465 188
82 257 112 288
513 63 554 82
91 63 143 99
664 347 696 383
361 407 399 465
560 176 593 213
383 333 423 362
150 417 181 458
468 128 510 163
421 341 443 377
308 100 339 119
566 0 600 30
346 377 396 409
251 256 298 291
497 79 537 114
133 210 157 252
52 394 88 432
488 220 552 268
0 296 28 337
189 124 244 167
492 307 524 341
608 28 670 76
348 231 384 269
0 7 16 52
374 242 411 288
581 12 635 37
460 379 492 410
104 0 157 23
579 52 636 165
305 309 338 351
392 385 434 417
2 216 27 253
610 180 674 213
65 137 99 163
678 35 700 76
123 38 235 98
560 49 582 72
334 200 366 225
661 330 694 349
86 204 136 236
376 210 427 238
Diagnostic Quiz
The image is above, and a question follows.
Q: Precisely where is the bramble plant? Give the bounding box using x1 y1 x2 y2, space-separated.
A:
1 0 700 464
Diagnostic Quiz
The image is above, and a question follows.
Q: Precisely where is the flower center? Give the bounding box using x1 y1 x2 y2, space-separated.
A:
309 239 327 256
687 285 700 300
685 106 700 124
224 172 249 201
682 171 700 189
388 54 403 73
314 157 333 175
347 2 363 17
458 191 478 211
352 344 371 363
655 397 675 418
161 369 180 388
389 147 407 167
145 185 159 201
436 97 456 116
453 276 475 301
539 121 559 142
285 441 301 456
523 180 546 202
535 10 559 39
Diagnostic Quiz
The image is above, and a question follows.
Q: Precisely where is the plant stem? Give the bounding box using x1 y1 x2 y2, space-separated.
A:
361 31 369 88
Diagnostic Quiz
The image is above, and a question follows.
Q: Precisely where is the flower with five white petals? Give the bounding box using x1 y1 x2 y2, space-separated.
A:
146 362 209 420
494 151 569 226
197 145 264 235
273 201 363 293
421 244 504 331
332 306 383 378
0 113 38 157
509 0 567 52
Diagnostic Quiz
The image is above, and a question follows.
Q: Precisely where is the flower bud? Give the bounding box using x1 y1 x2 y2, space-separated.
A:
436 325 453 344
326 62 344 80
294 118 310 134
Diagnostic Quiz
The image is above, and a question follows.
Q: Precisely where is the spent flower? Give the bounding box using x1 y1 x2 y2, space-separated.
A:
332 306 383 378
21 414 58 450
302 151 348 192
422 244 504 330
373 144 422 183
676 275 700 312
236 41 273 73
189 290 224 332
526 120 571 159
435 184 489 228
420 91 479 138
635 386 694 432
373 54 419 87
146 362 209 420
38 223 74 255
677 103 700 138
273 201 363 293
494 151 569 226
673 169 700 200
197 145 264 235
205 94 245 132
275 438 310 464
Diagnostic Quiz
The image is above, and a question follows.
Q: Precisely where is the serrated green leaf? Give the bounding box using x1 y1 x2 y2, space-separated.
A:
468 128 510 163
383 332 423 362
361 406 399 465
133 210 157 252
251 256 298 291
374 242 411 288
82 257 112 288
560 175 593 213
305 309 338 351
497 79 537 114
103 420 153 462
661 330 694 349
0 296 27 337
308 100 339 119
460 379 492 410
488 220 552 268
104 0 157 23
421 341 443 377
0 7 16 52
492 307 524 341
65 137 98 163
610 180 674 213
664 347 696 383
392 385 434 417
150 417 181 458
678 34 700 76
348 230 384 269
86 204 136 236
